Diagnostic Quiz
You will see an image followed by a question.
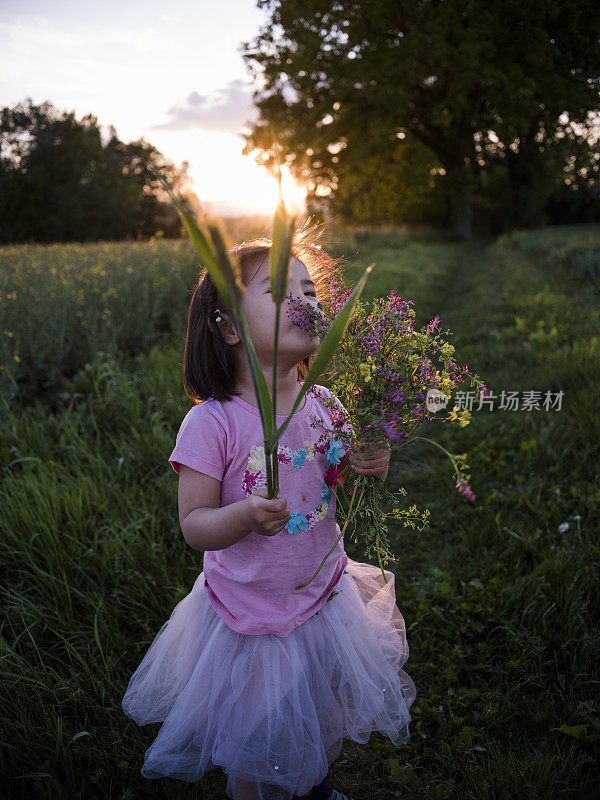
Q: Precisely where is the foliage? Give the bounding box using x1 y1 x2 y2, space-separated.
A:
0 98 196 244
241 0 600 235
330 136 450 229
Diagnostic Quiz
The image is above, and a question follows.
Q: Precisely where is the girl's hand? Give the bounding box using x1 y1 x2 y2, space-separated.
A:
245 489 291 536
350 441 391 481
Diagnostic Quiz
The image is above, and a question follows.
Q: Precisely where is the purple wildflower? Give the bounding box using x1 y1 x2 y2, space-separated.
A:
426 315 441 332
286 292 329 340
380 420 404 442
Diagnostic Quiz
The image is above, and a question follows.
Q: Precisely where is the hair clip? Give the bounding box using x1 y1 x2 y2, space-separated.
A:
214 308 222 323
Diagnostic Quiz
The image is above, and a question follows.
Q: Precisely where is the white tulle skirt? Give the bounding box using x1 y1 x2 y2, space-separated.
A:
121 556 416 800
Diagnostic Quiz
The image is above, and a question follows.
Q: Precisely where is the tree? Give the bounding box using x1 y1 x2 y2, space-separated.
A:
330 129 448 228
240 0 600 236
0 98 196 243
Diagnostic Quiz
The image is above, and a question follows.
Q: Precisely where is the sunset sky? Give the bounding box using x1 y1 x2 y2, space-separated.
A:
0 0 308 215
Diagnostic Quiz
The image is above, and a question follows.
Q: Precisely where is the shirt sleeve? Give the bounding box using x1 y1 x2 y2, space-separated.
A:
168 403 227 480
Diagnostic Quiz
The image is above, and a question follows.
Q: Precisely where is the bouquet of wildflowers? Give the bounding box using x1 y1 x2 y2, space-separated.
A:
288 281 488 588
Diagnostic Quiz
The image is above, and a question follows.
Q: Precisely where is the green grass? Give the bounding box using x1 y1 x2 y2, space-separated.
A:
1 225 599 799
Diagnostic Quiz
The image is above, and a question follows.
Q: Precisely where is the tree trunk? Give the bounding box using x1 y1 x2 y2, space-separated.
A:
443 157 472 238
505 141 551 231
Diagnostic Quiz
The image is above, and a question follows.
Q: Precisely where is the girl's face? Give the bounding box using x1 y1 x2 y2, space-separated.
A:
241 254 322 369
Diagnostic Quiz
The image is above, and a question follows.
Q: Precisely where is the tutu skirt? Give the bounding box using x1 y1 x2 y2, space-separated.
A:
122 556 416 800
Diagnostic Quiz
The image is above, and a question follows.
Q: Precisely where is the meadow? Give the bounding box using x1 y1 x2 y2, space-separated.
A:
1 224 599 799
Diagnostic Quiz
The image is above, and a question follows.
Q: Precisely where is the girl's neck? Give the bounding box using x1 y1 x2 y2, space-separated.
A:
235 379 306 416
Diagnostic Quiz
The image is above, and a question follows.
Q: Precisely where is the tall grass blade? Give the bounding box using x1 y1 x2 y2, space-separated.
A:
270 198 295 304
235 312 275 437
157 176 238 307
206 222 243 307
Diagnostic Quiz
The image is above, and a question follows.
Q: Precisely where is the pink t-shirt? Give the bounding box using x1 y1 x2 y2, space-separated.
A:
168 383 355 637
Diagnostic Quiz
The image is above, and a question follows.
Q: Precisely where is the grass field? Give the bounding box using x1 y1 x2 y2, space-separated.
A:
1 224 599 799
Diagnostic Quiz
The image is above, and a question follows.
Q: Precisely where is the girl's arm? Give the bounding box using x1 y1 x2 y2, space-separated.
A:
182 499 255 551
179 465 253 550
179 465 291 549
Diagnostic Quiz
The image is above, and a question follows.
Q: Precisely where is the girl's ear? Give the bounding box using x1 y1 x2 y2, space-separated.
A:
218 313 240 346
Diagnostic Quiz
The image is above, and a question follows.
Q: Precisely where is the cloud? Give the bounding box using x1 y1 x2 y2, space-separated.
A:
149 79 258 135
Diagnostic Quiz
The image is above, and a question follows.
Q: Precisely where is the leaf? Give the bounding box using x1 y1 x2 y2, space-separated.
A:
271 262 374 447
157 176 239 307
158 173 282 490
270 197 296 305
21 774 52 780
68 731 91 744
207 221 243 308
550 724 588 738
234 313 275 443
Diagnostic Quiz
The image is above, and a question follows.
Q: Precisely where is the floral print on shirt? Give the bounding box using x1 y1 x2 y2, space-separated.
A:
242 435 346 535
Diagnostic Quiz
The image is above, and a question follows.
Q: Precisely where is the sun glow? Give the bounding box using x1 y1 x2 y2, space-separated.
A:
180 132 307 216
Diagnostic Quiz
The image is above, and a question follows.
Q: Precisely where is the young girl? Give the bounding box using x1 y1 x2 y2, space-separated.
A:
121 230 416 800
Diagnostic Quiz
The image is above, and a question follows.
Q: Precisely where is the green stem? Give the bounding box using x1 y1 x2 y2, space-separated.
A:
375 527 385 581
413 435 462 482
235 312 277 481
270 300 281 499
264 444 274 497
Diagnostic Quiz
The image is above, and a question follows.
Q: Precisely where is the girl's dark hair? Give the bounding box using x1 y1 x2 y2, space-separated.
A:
182 220 347 404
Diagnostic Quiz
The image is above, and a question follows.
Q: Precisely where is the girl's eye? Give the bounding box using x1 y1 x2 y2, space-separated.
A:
268 290 316 297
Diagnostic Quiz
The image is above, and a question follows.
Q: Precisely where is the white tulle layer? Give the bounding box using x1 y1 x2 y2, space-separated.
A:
122 556 416 800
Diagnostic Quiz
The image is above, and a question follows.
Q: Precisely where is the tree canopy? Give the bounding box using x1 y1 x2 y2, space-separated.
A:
0 98 197 244
241 0 600 235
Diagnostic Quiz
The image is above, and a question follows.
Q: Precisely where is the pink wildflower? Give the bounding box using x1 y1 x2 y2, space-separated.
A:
456 478 476 503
